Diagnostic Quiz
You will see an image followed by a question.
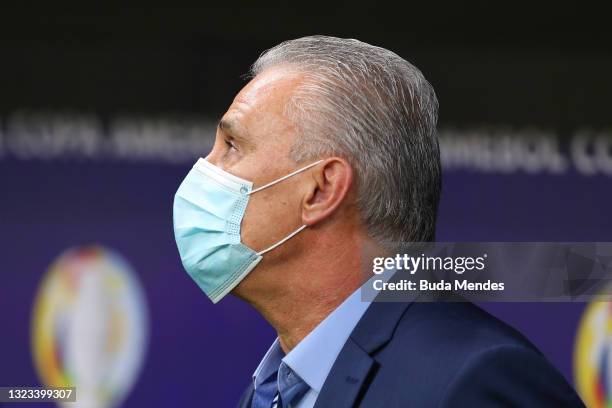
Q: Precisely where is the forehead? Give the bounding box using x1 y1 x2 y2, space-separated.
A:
237 66 304 106
221 67 305 132
216 67 307 156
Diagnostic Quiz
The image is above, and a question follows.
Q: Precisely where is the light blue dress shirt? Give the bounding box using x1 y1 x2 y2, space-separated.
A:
251 286 372 408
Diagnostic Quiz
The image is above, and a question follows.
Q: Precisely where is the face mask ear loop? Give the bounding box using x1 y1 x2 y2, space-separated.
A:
247 160 324 195
257 224 308 256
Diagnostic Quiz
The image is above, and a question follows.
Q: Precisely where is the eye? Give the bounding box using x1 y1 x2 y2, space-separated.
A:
224 138 237 150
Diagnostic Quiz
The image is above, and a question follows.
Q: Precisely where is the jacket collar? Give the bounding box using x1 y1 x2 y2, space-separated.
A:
350 300 415 353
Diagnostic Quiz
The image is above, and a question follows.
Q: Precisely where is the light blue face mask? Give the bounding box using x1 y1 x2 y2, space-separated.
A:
173 158 323 303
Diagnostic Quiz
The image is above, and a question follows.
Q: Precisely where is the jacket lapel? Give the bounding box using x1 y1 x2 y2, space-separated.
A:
313 301 414 408
312 338 374 408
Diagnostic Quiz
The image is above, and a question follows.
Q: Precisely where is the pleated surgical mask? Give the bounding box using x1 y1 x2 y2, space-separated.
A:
173 158 323 303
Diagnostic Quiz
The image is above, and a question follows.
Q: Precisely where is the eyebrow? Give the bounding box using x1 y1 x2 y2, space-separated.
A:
217 118 233 133
218 117 244 135
217 117 249 144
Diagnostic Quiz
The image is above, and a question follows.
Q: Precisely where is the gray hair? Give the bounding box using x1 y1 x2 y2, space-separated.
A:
250 35 441 243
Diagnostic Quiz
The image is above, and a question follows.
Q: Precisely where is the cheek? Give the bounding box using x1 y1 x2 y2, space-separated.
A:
240 191 300 251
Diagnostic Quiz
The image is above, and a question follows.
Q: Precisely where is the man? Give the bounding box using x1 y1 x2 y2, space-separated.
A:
173 36 584 407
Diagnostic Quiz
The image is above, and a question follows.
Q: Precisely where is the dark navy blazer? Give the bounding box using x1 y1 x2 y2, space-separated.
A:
239 301 585 407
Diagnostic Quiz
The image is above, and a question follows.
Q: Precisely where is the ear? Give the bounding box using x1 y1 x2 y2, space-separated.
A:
302 157 353 226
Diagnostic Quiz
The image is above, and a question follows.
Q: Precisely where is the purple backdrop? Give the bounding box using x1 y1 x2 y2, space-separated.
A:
1 158 610 407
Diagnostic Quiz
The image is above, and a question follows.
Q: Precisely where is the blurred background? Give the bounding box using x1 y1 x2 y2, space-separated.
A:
1 4 611 407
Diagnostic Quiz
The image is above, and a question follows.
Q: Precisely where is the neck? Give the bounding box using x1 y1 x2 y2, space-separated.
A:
239 229 374 353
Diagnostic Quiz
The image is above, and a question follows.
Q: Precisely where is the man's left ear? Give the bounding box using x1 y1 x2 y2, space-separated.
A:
301 157 353 226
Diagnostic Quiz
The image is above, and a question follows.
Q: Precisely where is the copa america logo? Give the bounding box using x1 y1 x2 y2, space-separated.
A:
31 246 149 408
575 297 612 408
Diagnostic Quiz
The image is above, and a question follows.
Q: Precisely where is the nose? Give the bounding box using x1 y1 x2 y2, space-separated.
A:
204 147 221 166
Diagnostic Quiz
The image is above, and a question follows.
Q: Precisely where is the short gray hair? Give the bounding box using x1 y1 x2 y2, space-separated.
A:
250 35 441 243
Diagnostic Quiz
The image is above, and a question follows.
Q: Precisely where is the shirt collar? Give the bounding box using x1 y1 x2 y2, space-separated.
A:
281 286 371 393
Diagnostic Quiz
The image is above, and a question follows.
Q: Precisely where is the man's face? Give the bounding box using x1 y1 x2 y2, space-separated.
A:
206 66 310 262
